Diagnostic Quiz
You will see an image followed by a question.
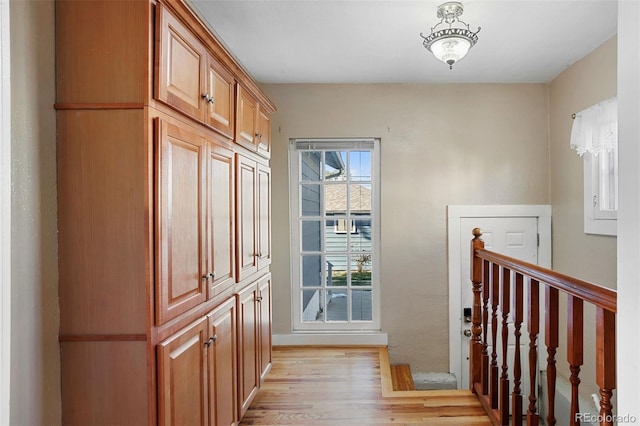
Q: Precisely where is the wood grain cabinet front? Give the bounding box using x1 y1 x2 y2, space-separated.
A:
157 4 236 139
235 85 272 158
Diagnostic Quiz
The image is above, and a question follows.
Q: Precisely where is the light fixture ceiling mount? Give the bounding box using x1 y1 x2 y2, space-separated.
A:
420 2 481 70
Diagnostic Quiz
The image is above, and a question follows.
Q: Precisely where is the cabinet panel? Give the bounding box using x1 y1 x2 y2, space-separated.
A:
235 86 257 151
156 119 207 324
208 144 236 298
256 107 271 158
157 4 206 120
257 164 271 270
237 285 259 417
207 298 238 426
236 155 258 281
157 318 209 426
258 275 272 383
206 57 235 139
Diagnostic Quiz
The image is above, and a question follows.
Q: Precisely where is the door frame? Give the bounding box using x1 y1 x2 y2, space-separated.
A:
447 205 551 389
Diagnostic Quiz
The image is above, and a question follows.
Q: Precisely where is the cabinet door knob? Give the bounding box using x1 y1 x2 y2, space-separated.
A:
212 334 217 342
208 97 215 105
256 296 263 302
202 274 209 281
202 93 211 102
211 271 216 279
255 133 263 141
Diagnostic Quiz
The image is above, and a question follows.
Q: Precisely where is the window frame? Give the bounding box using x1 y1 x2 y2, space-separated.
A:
583 149 617 236
289 138 381 332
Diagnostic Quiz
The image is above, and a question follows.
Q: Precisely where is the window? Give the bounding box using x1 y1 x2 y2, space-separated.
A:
289 139 380 331
570 97 617 236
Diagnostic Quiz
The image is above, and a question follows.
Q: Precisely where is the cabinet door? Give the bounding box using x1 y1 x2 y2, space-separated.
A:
156 4 206 120
257 164 271 271
235 86 257 151
207 298 237 426
236 155 258 282
208 144 236 298
257 275 272 383
156 119 207 324
157 318 209 426
256 106 271 159
237 285 259 417
205 56 235 139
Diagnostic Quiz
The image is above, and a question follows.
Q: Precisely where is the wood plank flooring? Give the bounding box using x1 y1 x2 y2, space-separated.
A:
240 346 492 425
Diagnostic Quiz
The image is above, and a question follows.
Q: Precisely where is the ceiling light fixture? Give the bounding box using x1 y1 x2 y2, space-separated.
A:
420 2 481 70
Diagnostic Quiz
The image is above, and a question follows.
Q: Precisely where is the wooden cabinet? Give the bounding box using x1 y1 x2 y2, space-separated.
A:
236 155 272 282
56 0 274 423
237 283 259 417
206 57 236 139
236 85 272 158
158 297 238 426
257 275 272 383
207 297 238 426
157 4 236 139
208 142 236 298
156 118 208 324
157 318 209 426
237 274 272 418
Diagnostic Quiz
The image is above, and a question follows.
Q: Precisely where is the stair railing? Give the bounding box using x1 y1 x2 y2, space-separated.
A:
469 228 617 426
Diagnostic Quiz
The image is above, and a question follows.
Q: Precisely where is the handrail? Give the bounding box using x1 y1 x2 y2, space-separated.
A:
475 249 616 313
469 228 617 426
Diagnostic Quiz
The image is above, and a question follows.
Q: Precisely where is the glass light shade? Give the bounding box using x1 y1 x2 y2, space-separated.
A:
428 36 471 67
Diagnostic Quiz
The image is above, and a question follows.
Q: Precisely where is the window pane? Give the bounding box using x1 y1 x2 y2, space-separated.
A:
352 290 372 321
325 184 346 214
326 290 347 321
350 151 371 181
302 289 324 322
301 184 321 216
326 219 348 252
351 254 372 287
326 255 347 287
301 220 321 252
351 219 373 252
300 151 321 181
599 149 618 211
350 184 371 214
325 151 346 181
301 255 322 287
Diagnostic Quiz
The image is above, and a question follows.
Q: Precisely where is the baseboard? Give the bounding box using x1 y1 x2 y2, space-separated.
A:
273 332 388 346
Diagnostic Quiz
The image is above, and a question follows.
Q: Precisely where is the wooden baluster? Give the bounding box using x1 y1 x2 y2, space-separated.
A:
545 286 559 426
527 279 540 426
567 295 584 426
500 267 511 425
490 262 500 409
482 259 490 396
596 307 616 426
470 229 485 390
512 273 524 424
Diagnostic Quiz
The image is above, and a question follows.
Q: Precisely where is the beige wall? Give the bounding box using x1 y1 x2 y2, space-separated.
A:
548 36 617 401
10 0 61 424
263 83 550 372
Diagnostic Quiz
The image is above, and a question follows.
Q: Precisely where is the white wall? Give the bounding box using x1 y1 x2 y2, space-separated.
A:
617 0 640 420
10 0 61 423
264 83 550 372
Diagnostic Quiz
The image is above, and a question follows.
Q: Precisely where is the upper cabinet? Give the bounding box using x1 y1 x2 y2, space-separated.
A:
236 85 272 159
156 4 236 140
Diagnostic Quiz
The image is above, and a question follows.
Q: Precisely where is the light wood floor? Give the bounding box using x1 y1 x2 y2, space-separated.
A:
240 346 492 425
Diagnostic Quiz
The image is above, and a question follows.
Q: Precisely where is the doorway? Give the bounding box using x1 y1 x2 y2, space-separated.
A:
447 205 551 389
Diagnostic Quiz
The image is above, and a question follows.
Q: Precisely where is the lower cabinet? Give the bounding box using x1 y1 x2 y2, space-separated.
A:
157 296 239 426
237 273 272 418
157 275 271 425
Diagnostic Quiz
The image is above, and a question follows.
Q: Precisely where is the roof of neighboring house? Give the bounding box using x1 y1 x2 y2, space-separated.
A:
325 183 371 214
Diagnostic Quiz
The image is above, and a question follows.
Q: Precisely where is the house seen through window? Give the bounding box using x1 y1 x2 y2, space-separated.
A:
290 139 380 331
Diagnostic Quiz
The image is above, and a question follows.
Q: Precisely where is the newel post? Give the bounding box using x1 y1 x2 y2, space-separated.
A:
470 228 484 390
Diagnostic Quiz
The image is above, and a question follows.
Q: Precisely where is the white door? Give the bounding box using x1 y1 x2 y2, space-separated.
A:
459 217 538 402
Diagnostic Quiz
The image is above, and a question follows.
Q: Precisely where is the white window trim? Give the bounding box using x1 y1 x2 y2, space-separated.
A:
0 0 11 421
288 138 381 332
583 153 617 236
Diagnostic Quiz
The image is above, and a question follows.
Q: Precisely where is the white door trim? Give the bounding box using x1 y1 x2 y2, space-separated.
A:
0 0 10 421
447 205 551 389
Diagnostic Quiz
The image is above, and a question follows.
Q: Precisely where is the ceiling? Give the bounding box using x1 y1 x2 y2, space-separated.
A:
187 0 618 84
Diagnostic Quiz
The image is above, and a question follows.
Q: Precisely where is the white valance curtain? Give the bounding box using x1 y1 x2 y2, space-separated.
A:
570 96 617 156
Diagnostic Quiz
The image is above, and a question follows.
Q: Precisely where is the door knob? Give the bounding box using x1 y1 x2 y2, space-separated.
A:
463 329 472 337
